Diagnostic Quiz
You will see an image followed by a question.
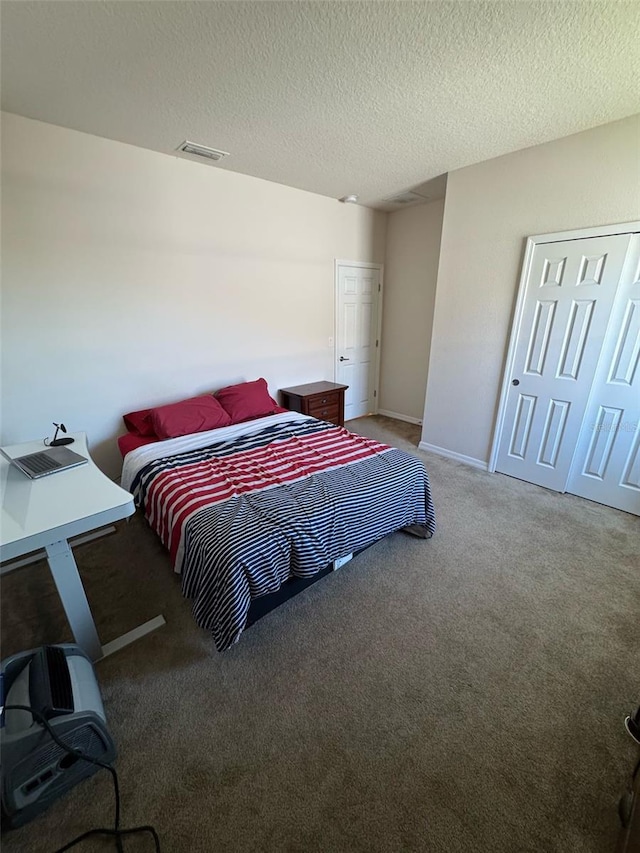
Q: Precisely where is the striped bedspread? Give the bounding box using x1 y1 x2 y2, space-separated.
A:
122 413 435 651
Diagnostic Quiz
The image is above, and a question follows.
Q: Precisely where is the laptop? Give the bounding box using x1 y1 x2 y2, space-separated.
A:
0 445 88 479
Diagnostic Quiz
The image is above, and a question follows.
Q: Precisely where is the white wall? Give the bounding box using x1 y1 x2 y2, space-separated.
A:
422 114 640 465
379 199 444 422
1 113 386 476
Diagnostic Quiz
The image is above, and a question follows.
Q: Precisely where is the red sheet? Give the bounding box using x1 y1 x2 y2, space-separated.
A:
118 432 158 457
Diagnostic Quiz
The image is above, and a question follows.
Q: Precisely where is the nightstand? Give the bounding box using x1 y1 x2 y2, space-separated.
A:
280 381 349 427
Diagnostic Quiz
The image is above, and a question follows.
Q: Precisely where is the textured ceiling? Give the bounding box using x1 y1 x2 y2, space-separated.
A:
1 1 639 209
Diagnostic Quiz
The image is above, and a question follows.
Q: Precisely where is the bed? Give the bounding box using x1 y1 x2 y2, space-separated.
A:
119 380 436 651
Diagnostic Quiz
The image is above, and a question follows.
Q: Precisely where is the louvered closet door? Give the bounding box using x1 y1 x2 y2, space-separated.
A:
566 236 640 515
495 234 633 491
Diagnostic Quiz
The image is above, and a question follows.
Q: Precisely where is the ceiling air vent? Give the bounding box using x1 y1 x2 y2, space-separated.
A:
176 140 230 162
383 191 425 206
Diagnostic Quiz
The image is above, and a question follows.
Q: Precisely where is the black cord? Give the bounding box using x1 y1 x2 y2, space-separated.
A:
54 826 161 853
3 705 160 852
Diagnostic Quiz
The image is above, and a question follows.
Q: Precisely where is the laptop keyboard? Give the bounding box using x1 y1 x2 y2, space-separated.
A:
23 452 59 473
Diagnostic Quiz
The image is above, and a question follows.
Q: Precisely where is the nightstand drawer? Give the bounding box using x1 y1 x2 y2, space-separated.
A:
307 391 340 411
308 403 340 423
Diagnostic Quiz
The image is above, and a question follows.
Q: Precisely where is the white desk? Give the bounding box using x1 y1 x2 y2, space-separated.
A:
0 432 165 661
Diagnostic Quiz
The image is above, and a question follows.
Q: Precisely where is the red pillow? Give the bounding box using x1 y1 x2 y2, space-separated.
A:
123 408 156 437
150 395 231 440
215 378 276 424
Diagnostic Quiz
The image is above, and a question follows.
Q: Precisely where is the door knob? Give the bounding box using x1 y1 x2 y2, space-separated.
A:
512 379 520 386
339 356 350 362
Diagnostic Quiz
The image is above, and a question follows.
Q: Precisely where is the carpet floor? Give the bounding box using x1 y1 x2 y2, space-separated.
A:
1 416 638 853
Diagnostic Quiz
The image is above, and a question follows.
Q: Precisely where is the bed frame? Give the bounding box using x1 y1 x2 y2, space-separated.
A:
245 564 334 627
245 550 359 628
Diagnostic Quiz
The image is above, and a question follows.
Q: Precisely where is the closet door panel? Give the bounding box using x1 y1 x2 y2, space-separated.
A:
495 234 633 491
567 236 640 515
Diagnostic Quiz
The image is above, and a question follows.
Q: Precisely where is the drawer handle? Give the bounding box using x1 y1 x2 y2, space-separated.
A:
321 398 327 403
322 410 328 416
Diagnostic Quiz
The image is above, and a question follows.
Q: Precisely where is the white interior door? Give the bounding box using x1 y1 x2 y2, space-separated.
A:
495 234 633 490
566 235 640 515
336 264 380 421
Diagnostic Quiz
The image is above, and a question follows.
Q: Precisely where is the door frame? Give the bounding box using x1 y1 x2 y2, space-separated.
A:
334 260 384 415
488 220 640 474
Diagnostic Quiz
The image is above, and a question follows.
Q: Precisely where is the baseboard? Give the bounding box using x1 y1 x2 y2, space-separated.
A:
418 441 489 471
377 409 422 426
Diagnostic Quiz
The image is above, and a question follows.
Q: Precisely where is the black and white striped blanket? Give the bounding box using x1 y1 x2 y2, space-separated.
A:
122 414 435 650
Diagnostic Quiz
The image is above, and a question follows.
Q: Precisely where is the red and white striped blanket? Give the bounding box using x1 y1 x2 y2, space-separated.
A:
122 413 435 650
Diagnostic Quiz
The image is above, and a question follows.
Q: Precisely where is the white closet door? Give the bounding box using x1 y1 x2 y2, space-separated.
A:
495 234 633 490
566 235 640 515
336 264 380 421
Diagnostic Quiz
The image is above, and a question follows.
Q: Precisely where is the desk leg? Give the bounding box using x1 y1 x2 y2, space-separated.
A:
45 539 166 663
45 539 103 662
